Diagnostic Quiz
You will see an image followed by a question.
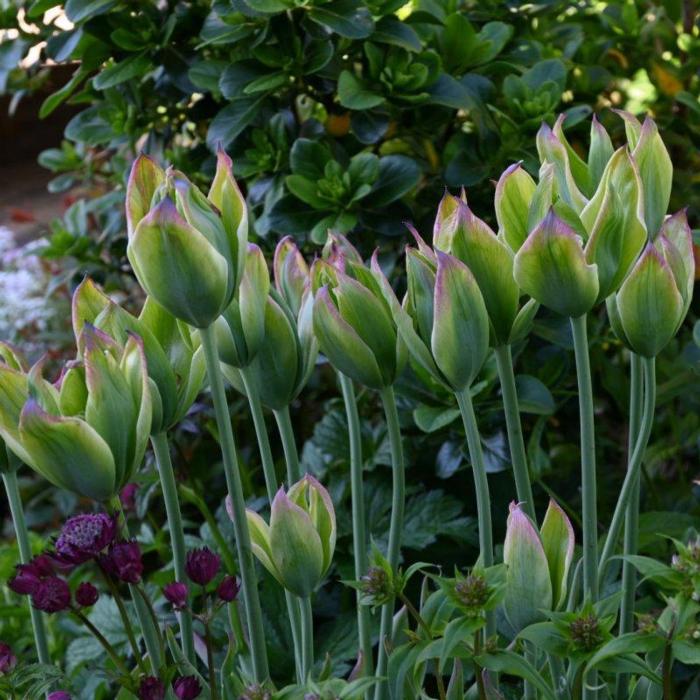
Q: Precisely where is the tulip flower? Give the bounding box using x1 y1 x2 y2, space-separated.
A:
503 500 574 632
246 474 336 598
0 327 151 502
126 151 247 328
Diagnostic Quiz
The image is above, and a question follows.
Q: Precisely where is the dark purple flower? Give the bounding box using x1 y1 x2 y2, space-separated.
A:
185 548 220 586
75 582 99 607
173 675 202 699
217 575 239 602
47 692 71 700
55 513 116 564
120 483 139 512
101 540 143 584
31 576 71 613
0 642 16 674
163 582 188 610
138 676 165 700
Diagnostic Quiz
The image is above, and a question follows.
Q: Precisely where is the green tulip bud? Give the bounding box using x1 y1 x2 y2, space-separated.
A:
246 474 336 597
608 211 694 357
437 195 520 345
0 327 151 500
274 236 310 318
215 243 270 369
540 499 575 609
72 278 204 433
503 502 553 632
312 253 403 390
514 209 599 318
580 148 647 301
494 163 537 252
433 188 464 251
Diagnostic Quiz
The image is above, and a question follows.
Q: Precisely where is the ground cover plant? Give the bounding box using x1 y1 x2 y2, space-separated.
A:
0 105 697 700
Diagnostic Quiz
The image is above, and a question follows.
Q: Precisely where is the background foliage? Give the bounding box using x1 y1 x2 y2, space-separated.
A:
1 0 700 695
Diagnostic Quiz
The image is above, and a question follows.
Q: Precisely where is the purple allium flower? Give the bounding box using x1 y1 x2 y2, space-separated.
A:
101 540 143 584
55 513 115 564
31 576 71 613
0 642 16 674
75 582 99 607
163 582 188 610
217 575 239 602
173 675 202 699
138 676 165 700
120 483 139 512
47 692 71 700
185 548 220 586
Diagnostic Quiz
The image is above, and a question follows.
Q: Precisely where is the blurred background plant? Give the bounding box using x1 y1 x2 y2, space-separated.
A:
0 0 699 696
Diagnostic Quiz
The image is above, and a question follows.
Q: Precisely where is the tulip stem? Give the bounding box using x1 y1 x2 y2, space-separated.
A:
273 406 301 484
455 387 495 637
300 595 314 680
614 353 644 700
569 315 598 602
151 432 195 664
1 468 50 667
200 325 269 683
494 344 536 521
598 357 656 582
241 368 304 682
339 373 374 682
374 386 405 700
109 496 164 672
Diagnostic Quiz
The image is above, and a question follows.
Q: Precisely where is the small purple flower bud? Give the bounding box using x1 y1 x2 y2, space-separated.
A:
120 483 139 512
185 548 220 586
138 676 165 700
31 576 71 613
217 575 239 602
55 513 116 564
8 563 41 595
75 582 99 608
101 540 143 584
163 582 188 610
0 642 17 674
47 692 71 700
173 675 202 699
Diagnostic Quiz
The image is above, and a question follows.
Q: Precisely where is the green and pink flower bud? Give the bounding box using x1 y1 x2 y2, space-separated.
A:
246 475 336 598
514 209 599 318
274 236 309 318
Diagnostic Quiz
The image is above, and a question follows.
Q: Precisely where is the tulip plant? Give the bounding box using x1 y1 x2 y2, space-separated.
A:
0 111 697 700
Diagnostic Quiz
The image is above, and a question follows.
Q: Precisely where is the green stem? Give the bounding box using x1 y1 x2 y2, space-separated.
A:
570 315 598 602
1 469 50 666
200 325 269 682
494 345 536 521
524 645 537 700
300 595 314 680
203 614 221 700
455 387 494 636
240 368 303 682
373 386 405 700
615 353 643 700
108 496 163 672
338 373 373 680
151 432 195 663
273 406 301 483
72 609 132 676
598 357 656 582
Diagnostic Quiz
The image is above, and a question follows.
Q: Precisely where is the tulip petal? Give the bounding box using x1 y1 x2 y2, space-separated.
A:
503 502 552 632
495 163 537 252
0 366 32 464
406 248 437 346
552 114 592 197
305 474 337 574
588 114 614 187
274 236 309 317
513 210 599 318
431 251 489 391
449 201 519 345
238 243 271 364
19 399 116 501
433 191 462 251
126 154 165 237
246 509 282 585
128 197 230 328
539 499 575 609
